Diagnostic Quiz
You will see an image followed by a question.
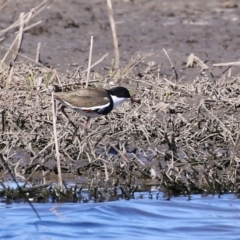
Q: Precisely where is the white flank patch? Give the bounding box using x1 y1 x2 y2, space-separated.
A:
81 101 110 111
111 95 129 109
62 100 110 118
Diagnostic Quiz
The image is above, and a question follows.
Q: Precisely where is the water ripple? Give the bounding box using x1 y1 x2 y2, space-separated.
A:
1 194 240 240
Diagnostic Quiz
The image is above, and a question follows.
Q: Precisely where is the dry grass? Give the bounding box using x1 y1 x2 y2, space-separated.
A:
1 55 240 202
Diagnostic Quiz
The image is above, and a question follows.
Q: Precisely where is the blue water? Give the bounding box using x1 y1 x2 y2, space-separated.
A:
1 193 240 240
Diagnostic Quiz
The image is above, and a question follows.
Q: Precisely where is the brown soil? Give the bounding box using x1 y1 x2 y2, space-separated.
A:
0 0 240 77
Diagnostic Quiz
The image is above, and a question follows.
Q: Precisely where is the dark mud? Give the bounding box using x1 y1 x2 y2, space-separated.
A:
0 0 240 77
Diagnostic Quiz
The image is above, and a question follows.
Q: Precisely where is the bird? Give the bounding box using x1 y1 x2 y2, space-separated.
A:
54 86 140 129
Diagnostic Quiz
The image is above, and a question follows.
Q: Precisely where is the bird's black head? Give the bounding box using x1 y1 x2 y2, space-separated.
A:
107 86 141 104
108 86 131 99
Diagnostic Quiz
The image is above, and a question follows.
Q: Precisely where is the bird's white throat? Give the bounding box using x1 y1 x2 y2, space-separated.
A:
111 95 129 109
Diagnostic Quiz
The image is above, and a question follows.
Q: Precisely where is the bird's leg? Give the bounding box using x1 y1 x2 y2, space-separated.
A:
59 105 79 141
60 105 79 130
60 106 90 140
82 117 90 135
84 117 90 129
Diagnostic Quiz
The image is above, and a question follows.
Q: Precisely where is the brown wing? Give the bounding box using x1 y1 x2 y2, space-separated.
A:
54 88 110 108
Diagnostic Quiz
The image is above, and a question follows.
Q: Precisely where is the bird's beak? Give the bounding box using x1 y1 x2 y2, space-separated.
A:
130 97 141 104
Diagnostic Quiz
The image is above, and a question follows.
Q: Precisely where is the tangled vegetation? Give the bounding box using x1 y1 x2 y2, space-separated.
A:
1 55 240 203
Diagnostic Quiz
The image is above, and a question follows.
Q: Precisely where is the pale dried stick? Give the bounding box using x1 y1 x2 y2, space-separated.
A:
52 91 63 190
36 42 41 63
82 53 108 75
213 62 240 67
0 0 10 11
12 12 25 61
163 48 178 81
2 10 33 63
90 53 108 69
231 131 240 165
0 0 50 37
107 0 119 69
0 21 42 42
21 20 42 32
30 132 68 164
109 143 130 163
103 162 109 181
200 100 234 144
186 53 215 81
22 164 40 188
14 160 26 181
186 53 209 70
86 35 93 88
31 0 53 19
1 14 24 63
